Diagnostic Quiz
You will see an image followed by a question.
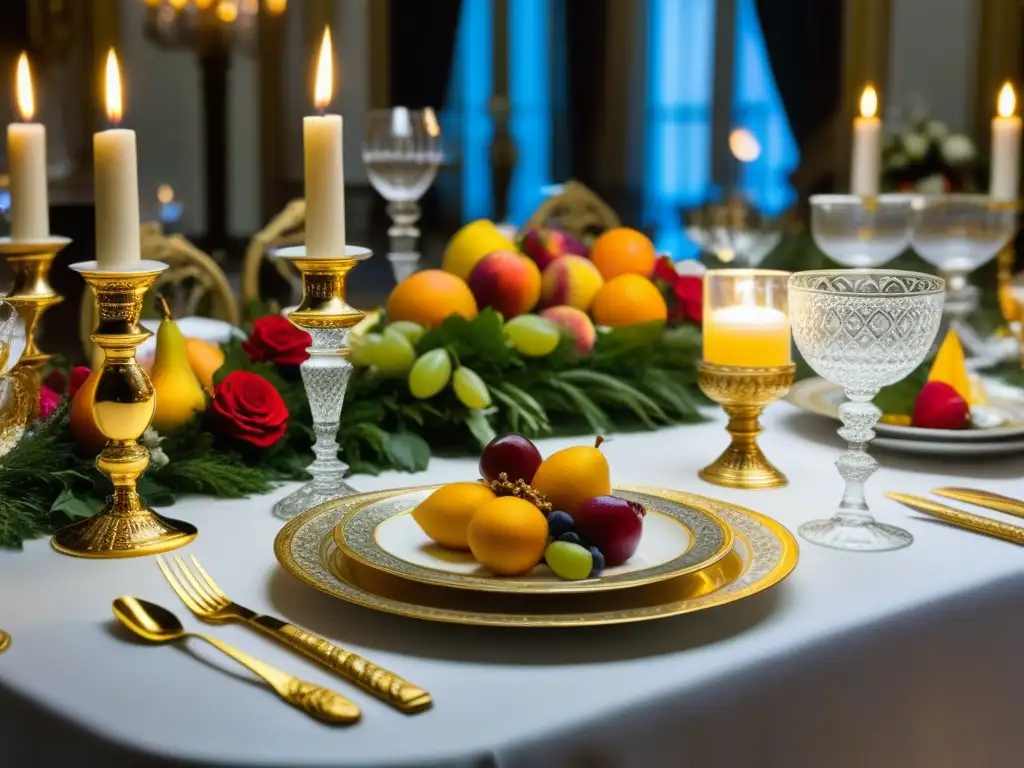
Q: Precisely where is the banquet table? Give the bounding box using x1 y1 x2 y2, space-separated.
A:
2 401 1023 768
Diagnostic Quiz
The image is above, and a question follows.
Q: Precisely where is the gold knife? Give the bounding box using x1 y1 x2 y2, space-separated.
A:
932 487 1024 520
886 492 1024 546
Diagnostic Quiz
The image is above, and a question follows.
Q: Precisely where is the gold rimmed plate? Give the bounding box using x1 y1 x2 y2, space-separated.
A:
332 488 732 595
274 486 798 628
788 377 1024 442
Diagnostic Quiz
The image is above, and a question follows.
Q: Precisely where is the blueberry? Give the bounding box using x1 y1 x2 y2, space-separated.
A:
547 510 574 538
558 531 583 546
588 546 606 577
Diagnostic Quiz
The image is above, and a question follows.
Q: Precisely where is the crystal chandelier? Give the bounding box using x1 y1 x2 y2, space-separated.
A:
141 0 287 53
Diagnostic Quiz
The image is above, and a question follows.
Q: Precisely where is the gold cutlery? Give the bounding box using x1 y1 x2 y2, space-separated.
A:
886 492 1024 546
157 555 432 714
0 629 9 653
932 487 1024 520
112 597 360 724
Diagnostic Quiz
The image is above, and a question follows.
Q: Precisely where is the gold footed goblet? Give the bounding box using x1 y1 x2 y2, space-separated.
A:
0 236 70 408
697 362 796 489
270 246 371 521
51 260 197 558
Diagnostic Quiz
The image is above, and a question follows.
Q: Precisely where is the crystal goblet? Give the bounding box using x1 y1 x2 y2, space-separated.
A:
684 197 782 267
809 194 914 268
910 194 1017 360
789 269 944 551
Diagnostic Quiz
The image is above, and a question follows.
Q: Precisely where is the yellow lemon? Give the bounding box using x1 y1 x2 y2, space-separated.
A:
467 497 549 576
442 219 517 281
411 482 497 550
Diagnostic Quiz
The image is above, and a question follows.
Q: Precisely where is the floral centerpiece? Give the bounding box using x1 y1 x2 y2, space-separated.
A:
882 108 981 193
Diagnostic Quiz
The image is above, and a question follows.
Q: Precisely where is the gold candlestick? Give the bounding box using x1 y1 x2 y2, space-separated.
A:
0 237 70 407
697 362 796 490
51 260 197 558
270 245 371 521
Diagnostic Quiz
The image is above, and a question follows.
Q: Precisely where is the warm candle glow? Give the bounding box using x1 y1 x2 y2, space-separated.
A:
314 27 333 110
157 184 175 204
729 128 761 163
264 0 287 13
859 85 878 119
105 49 123 125
998 82 1017 118
217 0 239 22
15 53 34 122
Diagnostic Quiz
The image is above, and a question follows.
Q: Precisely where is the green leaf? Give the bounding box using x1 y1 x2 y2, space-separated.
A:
555 369 669 427
874 359 930 416
464 410 496 447
49 489 102 520
544 378 612 433
383 431 431 472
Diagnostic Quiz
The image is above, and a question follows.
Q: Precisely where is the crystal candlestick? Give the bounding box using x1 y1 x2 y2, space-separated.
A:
789 270 944 552
271 245 370 520
52 261 198 558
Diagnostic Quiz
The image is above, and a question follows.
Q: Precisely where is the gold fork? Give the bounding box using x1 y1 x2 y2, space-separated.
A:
157 555 432 713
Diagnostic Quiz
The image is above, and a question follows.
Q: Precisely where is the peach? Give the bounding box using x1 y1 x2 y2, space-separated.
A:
540 255 604 311
518 227 589 272
467 250 542 318
540 305 597 355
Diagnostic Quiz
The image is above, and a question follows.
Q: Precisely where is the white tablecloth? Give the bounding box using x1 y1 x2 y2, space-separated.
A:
2 403 1023 767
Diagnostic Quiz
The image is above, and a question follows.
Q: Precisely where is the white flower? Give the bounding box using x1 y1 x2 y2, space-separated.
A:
924 120 949 140
915 174 947 195
673 258 706 277
888 151 910 169
941 134 976 165
902 132 929 160
141 428 169 470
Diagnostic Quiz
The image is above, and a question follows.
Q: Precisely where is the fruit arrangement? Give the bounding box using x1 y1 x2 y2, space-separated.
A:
411 432 645 580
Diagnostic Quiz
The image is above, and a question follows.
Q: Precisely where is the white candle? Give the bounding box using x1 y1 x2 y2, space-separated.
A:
7 53 49 240
990 82 1022 201
303 28 345 258
851 85 881 196
94 49 140 270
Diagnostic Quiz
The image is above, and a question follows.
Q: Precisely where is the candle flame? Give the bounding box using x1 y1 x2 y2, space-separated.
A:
859 85 878 119
998 81 1017 118
105 48 123 125
157 184 175 204
314 27 333 111
15 53 34 122
729 128 760 163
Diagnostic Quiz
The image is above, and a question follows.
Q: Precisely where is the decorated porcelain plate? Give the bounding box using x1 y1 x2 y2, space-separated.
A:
274 486 798 628
332 488 733 595
872 435 1024 457
787 377 1024 442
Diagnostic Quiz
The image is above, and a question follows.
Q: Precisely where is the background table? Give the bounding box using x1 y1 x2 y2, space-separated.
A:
2 402 1023 767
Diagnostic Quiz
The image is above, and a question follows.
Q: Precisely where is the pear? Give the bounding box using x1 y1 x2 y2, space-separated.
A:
530 436 611 517
150 297 206 431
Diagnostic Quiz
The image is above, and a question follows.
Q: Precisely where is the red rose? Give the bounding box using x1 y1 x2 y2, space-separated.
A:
673 276 703 324
69 366 92 398
38 385 60 419
209 370 289 448
653 255 679 284
243 315 311 366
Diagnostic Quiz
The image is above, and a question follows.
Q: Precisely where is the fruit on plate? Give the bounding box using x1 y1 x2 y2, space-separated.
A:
386 269 478 328
452 366 491 409
911 380 969 430
150 299 207 431
572 495 645 567
467 250 542 318
373 328 417 376
540 305 596 355
926 329 974 405
544 540 593 581
588 227 657 280
442 219 517 281
69 366 105 454
388 320 426 346
531 436 611 516
504 314 560 357
185 338 224 393
408 348 453 399
590 274 668 328
539 255 604 311
412 482 497 550
479 432 543 484
518 227 588 272
467 497 549 575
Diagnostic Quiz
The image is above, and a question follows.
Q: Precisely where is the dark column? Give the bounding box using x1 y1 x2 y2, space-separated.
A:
198 48 229 249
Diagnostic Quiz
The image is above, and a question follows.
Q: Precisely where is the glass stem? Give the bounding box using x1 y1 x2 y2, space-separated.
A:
834 393 881 525
299 346 352 493
387 201 422 256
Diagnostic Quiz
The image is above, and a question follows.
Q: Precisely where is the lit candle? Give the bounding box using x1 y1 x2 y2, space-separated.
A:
990 82 1021 201
851 85 881 197
94 49 141 270
7 53 49 240
303 28 345 257
703 281 791 368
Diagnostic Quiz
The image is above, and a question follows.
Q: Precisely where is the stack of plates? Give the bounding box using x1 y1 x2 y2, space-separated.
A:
788 378 1024 457
274 486 798 628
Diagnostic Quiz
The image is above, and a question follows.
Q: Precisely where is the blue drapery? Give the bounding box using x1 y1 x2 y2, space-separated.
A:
444 0 798 244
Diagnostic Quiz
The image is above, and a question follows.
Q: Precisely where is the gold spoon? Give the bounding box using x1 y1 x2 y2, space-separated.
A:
112 597 360 724
0 629 9 653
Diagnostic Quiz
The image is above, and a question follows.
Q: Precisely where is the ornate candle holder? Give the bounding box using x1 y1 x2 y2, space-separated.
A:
0 237 70 408
270 245 370 521
698 363 796 489
51 260 197 558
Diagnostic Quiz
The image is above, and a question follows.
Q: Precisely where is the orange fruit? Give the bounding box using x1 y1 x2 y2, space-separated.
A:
386 270 478 328
589 227 657 280
590 274 668 328
412 482 497 550
467 497 548 576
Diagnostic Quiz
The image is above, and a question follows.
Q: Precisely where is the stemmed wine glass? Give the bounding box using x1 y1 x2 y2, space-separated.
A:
809 194 914 267
363 107 444 284
789 270 944 551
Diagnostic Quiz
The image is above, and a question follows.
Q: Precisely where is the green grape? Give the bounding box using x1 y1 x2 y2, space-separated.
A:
349 332 384 367
504 315 560 357
374 328 417 375
545 541 593 581
388 320 426 346
452 366 491 409
408 348 452 399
